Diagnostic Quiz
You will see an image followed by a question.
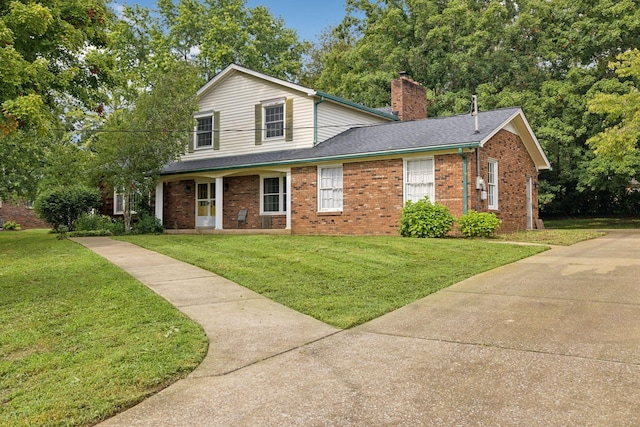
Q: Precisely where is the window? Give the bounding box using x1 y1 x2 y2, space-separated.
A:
261 175 287 214
488 159 498 210
114 191 141 215
196 116 213 148
404 158 435 203
264 102 284 139
318 165 343 212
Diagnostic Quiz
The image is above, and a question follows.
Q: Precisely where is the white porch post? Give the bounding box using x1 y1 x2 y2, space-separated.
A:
286 170 292 230
154 181 164 224
215 177 224 229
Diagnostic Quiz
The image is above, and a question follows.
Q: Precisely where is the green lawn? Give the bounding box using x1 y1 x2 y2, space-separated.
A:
118 234 549 329
0 230 208 427
544 217 640 229
494 229 606 246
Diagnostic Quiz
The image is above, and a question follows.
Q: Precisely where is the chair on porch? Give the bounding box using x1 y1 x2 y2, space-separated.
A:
236 209 247 228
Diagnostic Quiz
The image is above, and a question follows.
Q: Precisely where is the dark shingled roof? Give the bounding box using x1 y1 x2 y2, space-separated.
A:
162 107 521 175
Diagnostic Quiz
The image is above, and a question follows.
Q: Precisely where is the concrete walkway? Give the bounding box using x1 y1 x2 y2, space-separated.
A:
74 231 640 426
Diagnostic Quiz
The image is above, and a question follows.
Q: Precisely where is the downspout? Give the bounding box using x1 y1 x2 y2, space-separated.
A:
314 96 325 145
458 148 468 214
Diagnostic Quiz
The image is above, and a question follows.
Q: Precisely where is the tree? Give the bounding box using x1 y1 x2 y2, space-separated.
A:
0 0 113 199
91 62 201 232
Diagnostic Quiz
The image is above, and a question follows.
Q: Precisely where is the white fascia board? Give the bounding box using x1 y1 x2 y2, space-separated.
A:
197 64 316 98
480 109 551 171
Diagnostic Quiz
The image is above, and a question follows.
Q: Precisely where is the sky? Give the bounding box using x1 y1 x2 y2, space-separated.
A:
117 0 350 42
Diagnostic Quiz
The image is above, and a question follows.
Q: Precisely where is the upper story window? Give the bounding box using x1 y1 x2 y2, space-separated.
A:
191 111 220 152
404 157 435 203
318 165 343 212
255 98 293 145
488 158 498 210
196 116 213 148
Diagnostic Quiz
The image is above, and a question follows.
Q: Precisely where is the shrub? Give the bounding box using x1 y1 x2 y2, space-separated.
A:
75 213 114 232
132 212 163 234
68 230 113 237
399 197 454 238
458 210 502 237
3 221 21 231
34 186 101 231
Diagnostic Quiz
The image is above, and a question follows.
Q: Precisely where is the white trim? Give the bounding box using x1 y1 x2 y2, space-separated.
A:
488 158 498 211
155 182 163 223
215 178 224 229
197 64 316 98
259 173 287 215
317 164 343 212
194 112 214 150
285 170 292 229
262 99 285 141
403 157 435 204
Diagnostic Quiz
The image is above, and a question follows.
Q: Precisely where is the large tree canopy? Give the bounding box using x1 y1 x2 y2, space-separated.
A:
0 0 113 200
307 0 640 216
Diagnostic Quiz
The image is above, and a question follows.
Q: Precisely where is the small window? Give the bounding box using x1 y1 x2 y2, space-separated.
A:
196 116 213 148
404 158 435 203
488 159 498 210
261 175 287 214
264 102 284 139
318 165 343 212
114 191 140 215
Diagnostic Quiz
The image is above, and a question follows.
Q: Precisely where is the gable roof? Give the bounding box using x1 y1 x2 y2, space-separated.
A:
196 64 398 121
162 107 551 175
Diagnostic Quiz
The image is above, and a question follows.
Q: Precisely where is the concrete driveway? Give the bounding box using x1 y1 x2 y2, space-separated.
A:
77 230 640 426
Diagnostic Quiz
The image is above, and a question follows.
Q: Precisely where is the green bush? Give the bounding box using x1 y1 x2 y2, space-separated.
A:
75 213 114 232
399 197 454 238
34 186 101 231
3 221 21 231
458 210 502 237
132 212 163 234
68 230 113 237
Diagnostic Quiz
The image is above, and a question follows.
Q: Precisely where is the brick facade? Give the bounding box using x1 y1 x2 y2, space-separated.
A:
0 200 49 229
163 180 196 229
221 175 286 230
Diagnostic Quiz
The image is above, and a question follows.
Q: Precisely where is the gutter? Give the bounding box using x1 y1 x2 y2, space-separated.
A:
314 91 399 121
314 96 325 145
162 142 482 176
458 148 469 214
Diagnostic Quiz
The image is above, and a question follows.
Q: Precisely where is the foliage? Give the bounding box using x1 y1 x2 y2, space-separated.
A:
0 0 113 200
458 210 501 237
34 185 101 231
543 217 640 230
67 229 113 237
2 221 20 231
132 212 164 235
74 212 120 235
91 61 200 232
399 197 454 238
0 230 207 426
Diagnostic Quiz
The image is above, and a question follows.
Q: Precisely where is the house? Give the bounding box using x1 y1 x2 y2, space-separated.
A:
151 64 550 234
0 199 48 229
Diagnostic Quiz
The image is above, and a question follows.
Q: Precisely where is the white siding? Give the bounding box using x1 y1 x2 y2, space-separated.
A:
316 102 391 143
183 73 315 161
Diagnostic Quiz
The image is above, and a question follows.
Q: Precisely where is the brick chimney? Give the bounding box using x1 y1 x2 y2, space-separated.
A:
391 72 427 121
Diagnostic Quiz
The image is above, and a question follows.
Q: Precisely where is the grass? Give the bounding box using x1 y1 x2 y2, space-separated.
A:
543 217 640 229
0 230 208 427
494 229 606 246
118 234 548 329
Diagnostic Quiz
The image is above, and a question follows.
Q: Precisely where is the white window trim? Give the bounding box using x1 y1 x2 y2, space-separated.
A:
114 190 139 215
403 157 435 204
488 158 499 210
194 111 214 150
317 164 343 212
262 98 285 141
260 174 287 215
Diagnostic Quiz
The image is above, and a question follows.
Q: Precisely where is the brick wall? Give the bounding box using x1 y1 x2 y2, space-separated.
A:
291 160 404 235
472 130 539 231
0 201 49 229
163 180 196 229
221 175 285 230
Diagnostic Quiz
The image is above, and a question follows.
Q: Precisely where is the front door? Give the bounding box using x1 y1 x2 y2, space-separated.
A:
196 182 216 227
